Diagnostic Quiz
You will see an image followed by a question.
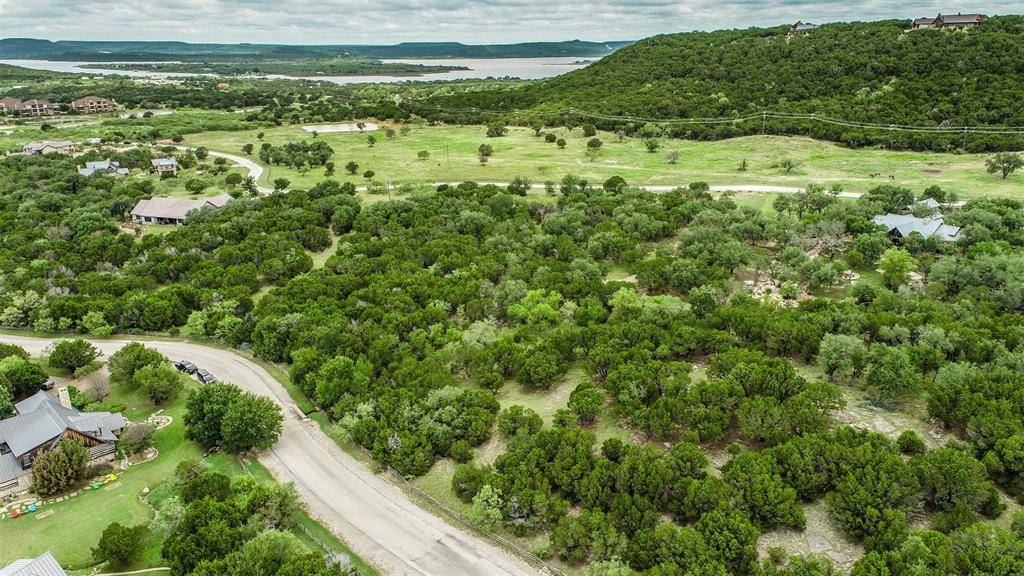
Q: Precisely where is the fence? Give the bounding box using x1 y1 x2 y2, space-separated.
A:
381 462 566 576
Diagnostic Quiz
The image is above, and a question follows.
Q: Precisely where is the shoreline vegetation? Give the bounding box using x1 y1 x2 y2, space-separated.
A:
80 59 470 77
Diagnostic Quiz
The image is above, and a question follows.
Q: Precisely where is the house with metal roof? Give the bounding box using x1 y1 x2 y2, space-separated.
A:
130 193 234 226
22 141 76 156
150 157 179 175
913 13 988 29
872 213 961 242
0 390 126 497
78 160 129 177
787 21 819 37
0 552 67 576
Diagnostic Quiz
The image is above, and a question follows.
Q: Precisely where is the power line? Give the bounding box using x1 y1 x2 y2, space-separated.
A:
402 103 1024 136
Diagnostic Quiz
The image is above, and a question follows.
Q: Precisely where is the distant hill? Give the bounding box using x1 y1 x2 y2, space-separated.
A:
417 16 1024 152
0 38 632 61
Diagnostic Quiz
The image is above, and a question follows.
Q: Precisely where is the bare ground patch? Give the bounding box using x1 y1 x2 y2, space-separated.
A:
758 501 864 571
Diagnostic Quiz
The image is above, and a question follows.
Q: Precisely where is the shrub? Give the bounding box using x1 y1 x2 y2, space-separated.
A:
92 522 148 567
48 339 99 371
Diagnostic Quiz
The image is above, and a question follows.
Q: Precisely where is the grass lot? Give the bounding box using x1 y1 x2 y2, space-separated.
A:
186 123 1024 199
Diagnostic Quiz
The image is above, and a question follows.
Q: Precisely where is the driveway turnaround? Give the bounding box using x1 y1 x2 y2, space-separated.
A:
0 334 533 576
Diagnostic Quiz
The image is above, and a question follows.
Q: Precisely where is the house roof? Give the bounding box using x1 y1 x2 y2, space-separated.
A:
0 391 126 482
19 99 55 107
937 13 986 24
0 552 68 576
151 158 178 167
23 141 74 152
79 160 128 176
915 198 941 209
72 96 112 105
206 193 234 208
131 195 232 221
872 213 961 241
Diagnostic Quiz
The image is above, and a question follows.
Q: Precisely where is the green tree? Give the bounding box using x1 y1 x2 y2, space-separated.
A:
367 134 377 147
221 392 284 453
135 363 185 405
241 143 254 155
496 405 543 438
879 248 917 290
109 343 167 384
185 178 208 196
272 178 290 192
48 339 99 371
986 152 1023 179
31 438 89 496
184 384 243 448
92 522 148 568
417 150 430 161
81 310 115 336
818 333 867 381
345 161 359 175
0 355 48 398
486 120 508 137
468 484 503 531
865 345 919 403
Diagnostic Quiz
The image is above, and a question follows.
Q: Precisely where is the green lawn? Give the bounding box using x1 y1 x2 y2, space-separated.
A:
0 350 350 572
0 383 230 570
186 123 1024 199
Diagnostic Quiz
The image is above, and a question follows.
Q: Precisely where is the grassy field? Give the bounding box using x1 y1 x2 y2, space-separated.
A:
185 123 1024 199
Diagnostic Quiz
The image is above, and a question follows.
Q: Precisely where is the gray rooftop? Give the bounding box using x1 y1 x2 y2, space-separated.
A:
873 213 960 242
0 391 126 483
151 158 178 167
0 552 68 576
79 160 129 177
131 194 233 221
937 13 986 24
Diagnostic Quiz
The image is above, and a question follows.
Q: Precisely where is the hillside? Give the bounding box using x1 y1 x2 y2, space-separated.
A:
417 17 1024 151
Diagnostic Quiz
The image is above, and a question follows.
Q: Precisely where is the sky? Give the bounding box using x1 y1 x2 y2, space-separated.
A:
0 1 1017 44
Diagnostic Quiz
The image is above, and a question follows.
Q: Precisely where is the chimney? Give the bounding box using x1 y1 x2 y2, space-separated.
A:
58 386 72 409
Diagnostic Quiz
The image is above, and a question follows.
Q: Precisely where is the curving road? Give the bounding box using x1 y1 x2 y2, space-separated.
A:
204 150 274 195
0 334 533 576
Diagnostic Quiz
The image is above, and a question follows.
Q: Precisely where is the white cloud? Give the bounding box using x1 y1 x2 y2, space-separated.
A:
1 0 1017 43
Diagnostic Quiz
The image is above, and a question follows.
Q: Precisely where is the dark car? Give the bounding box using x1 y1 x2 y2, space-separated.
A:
175 360 197 373
174 360 198 374
196 369 217 384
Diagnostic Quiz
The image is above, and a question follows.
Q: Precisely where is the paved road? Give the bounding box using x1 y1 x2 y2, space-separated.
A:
203 150 274 195
1 334 533 576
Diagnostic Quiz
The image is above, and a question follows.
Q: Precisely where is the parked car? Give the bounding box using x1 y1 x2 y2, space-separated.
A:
174 360 198 374
41 380 55 391
196 369 217 384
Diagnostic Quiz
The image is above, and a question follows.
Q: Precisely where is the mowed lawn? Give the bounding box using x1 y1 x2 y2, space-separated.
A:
185 124 1024 199
0 377 240 571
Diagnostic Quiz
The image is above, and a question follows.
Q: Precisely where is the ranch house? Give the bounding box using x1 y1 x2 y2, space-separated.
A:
0 389 126 497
